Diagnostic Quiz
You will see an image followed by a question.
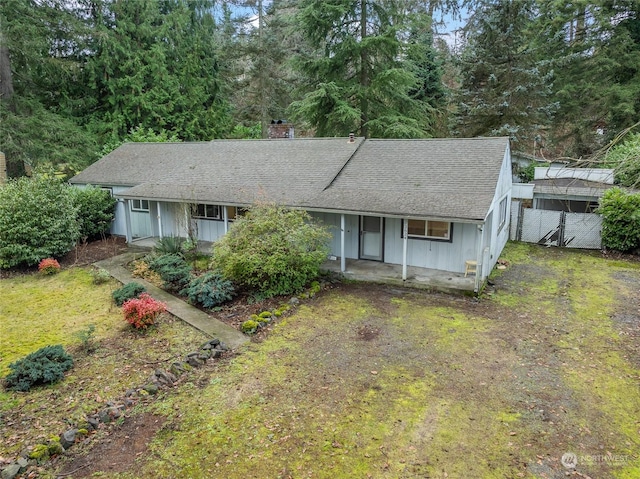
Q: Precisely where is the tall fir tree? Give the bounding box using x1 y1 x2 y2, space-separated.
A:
455 0 556 151
289 0 442 138
535 0 640 156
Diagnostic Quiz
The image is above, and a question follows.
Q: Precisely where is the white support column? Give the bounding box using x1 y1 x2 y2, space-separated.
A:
124 199 132 244
184 205 190 238
223 206 229 233
340 214 346 273
402 219 408 281
157 202 163 238
474 224 484 293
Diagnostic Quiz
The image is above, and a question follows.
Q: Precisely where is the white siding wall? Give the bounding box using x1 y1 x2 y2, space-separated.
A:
481 146 512 278
309 212 359 259
194 218 227 242
384 219 478 273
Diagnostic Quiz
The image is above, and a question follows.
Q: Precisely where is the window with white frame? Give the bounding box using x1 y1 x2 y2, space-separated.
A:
498 197 508 231
193 204 221 220
131 199 149 212
402 219 452 241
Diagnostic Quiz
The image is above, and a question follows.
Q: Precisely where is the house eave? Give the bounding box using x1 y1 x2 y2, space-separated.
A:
114 191 485 224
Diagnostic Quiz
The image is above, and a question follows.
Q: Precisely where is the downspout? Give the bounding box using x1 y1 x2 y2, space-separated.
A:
340 214 346 273
157 202 163 239
124 199 132 244
474 224 483 293
402 219 408 281
223 206 229 233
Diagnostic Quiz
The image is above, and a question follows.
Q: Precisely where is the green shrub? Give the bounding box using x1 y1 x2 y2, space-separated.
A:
598 187 640 252
182 272 235 309
0 176 80 268
154 236 186 256
112 282 146 306
148 254 192 291
70 186 117 241
91 267 111 284
74 324 97 353
210 204 331 298
4 345 74 392
603 132 640 187
241 319 259 334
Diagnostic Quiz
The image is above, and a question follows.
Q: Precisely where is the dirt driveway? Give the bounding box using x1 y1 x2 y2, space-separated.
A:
54 243 640 478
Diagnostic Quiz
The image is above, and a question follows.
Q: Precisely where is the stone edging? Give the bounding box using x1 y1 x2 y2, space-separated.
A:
0 339 228 479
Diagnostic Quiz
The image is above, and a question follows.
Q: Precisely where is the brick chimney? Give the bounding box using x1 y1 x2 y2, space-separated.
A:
0 151 6 184
268 120 294 139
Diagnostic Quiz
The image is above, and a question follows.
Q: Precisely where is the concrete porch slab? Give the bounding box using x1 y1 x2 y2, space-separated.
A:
321 258 477 294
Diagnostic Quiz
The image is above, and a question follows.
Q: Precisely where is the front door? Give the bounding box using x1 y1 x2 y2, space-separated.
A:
360 216 384 261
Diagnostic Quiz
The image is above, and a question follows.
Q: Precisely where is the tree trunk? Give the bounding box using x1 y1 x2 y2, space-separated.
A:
360 0 369 138
0 31 15 106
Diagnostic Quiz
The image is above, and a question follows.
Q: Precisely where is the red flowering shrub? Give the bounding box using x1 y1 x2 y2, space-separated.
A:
38 258 61 275
122 293 167 329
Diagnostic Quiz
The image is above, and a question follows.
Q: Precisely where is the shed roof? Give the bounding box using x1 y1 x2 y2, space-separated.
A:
70 136 509 222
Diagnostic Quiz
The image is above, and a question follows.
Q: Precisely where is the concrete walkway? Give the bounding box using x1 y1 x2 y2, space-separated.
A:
94 252 248 350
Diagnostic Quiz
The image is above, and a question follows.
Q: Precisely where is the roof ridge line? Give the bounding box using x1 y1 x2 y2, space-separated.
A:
322 138 366 191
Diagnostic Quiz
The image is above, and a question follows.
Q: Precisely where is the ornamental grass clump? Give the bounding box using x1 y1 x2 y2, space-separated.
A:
122 293 167 330
38 258 61 275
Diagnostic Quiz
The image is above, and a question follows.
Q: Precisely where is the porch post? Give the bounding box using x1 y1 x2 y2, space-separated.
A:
402 219 408 281
340 214 346 273
474 224 483 293
123 199 132 244
157 202 163 238
223 206 229 233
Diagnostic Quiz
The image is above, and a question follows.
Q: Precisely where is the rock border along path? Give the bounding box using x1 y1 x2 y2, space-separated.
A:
94 252 249 350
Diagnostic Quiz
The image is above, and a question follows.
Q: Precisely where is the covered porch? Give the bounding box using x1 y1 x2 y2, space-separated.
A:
321 258 477 294
127 237 478 294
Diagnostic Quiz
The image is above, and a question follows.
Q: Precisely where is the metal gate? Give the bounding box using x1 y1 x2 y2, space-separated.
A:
510 202 602 249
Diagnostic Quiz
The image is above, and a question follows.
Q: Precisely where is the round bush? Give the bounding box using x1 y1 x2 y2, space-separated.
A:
210 204 331 298
0 176 80 268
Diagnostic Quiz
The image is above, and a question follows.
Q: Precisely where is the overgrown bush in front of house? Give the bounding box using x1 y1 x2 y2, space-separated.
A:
598 187 640 252
182 272 235 309
112 282 146 306
4 345 74 392
210 204 331 299
70 185 117 241
148 253 192 291
122 293 167 329
38 258 61 275
0 176 80 268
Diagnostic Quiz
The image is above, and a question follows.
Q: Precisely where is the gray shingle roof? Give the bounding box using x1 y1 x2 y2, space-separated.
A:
70 136 509 222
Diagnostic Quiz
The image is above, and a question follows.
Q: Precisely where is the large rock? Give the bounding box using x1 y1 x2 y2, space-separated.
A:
60 429 78 449
1 464 21 479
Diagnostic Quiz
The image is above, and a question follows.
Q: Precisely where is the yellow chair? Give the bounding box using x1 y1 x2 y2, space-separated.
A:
464 260 477 277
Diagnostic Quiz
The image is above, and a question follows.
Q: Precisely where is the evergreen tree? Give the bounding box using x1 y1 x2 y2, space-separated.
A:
290 0 441 138
0 0 98 175
535 1 640 156
455 0 556 150
82 0 230 142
